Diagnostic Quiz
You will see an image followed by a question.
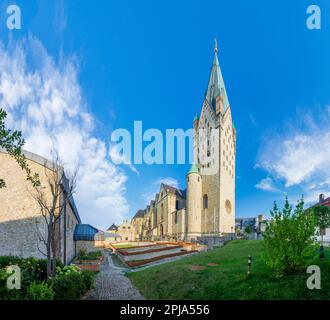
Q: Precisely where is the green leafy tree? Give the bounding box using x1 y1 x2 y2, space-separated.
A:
312 206 330 256
263 197 318 276
244 226 252 234
0 108 39 188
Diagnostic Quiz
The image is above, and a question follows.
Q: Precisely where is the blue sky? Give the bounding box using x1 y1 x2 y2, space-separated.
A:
1 0 330 228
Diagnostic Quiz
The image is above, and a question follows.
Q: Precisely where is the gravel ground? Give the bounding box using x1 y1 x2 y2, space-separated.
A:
83 252 145 300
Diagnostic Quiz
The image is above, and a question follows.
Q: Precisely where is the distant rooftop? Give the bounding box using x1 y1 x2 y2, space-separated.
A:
107 223 118 231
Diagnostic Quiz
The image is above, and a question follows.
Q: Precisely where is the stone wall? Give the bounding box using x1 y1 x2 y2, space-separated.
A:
75 240 104 254
0 151 79 263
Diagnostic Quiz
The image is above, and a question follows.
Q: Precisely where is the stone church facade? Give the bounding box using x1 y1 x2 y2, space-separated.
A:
0 150 81 264
132 41 236 242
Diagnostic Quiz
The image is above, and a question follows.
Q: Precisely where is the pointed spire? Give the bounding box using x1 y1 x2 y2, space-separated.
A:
205 39 230 114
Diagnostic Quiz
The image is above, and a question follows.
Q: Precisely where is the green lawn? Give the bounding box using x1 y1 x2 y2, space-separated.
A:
127 240 330 300
113 244 137 249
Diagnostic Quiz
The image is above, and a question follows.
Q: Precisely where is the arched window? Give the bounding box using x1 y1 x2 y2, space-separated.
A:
161 203 164 220
203 194 208 209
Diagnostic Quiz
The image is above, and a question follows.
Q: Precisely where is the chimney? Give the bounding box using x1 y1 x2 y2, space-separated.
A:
319 194 325 204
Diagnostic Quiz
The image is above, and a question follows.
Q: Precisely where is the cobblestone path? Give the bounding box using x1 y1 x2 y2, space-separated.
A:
83 252 145 300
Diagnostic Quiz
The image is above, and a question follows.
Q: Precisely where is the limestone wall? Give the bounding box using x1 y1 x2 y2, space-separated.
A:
0 152 79 263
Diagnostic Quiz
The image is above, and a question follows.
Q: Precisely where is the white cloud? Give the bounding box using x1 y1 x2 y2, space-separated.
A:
255 177 281 193
155 177 179 189
256 106 330 201
0 35 129 228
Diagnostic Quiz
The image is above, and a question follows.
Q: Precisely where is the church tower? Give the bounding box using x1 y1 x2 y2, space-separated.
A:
186 40 236 241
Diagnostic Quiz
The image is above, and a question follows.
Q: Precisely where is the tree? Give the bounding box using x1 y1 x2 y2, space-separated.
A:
31 148 78 278
263 197 318 276
235 226 241 236
312 206 330 257
0 108 39 188
244 226 252 234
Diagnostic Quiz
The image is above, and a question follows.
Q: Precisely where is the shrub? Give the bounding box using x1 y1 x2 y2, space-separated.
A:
50 270 92 300
263 198 318 276
76 250 102 261
26 282 54 300
0 268 24 300
244 226 252 234
55 265 81 276
81 270 95 290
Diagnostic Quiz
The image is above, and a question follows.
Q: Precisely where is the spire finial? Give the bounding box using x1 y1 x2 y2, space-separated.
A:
214 38 218 54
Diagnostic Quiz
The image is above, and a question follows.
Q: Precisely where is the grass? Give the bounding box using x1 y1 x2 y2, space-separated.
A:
113 244 137 249
127 240 330 300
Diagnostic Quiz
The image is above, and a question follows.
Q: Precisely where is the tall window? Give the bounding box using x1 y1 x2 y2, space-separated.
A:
175 200 179 210
174 211 178 224
161 203 164 220
203 194 208 209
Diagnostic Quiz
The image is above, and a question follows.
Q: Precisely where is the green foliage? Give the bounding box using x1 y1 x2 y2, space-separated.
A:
263 198 318 276
76 250 102 261
0 108 40 188
55 265 81 276
0 256 92 300
51 265 95 300
128 240 330 300
50 271 87 300
81 270 95 290
312 206 330 233
244 226 252 234
26 282 54 300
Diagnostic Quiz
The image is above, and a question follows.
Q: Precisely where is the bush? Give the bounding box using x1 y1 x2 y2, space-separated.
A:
50 268 95 300
263 198 318 276
76 250 102 261
55 265 81 276
51 272 85 300
0 256 94 300
81 270 95 290
26 282 54 300
244 226 252 234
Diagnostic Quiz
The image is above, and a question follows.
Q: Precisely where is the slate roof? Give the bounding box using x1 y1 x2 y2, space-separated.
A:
107 223 118 231
133 209 146 219
161 183 186 199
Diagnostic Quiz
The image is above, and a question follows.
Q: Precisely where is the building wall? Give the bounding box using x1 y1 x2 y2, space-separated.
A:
131 217 144 241
118 220 135 241
0 152 54 259
0 152 79 263
64 203 80 263
218 108 236 234
75 240 104 254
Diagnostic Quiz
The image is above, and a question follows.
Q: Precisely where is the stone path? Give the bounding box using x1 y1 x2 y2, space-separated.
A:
83 252 145 300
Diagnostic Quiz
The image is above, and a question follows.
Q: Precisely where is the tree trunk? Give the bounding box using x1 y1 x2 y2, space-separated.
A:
321 233 324 247
51 223 57 277
46 243 52 278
